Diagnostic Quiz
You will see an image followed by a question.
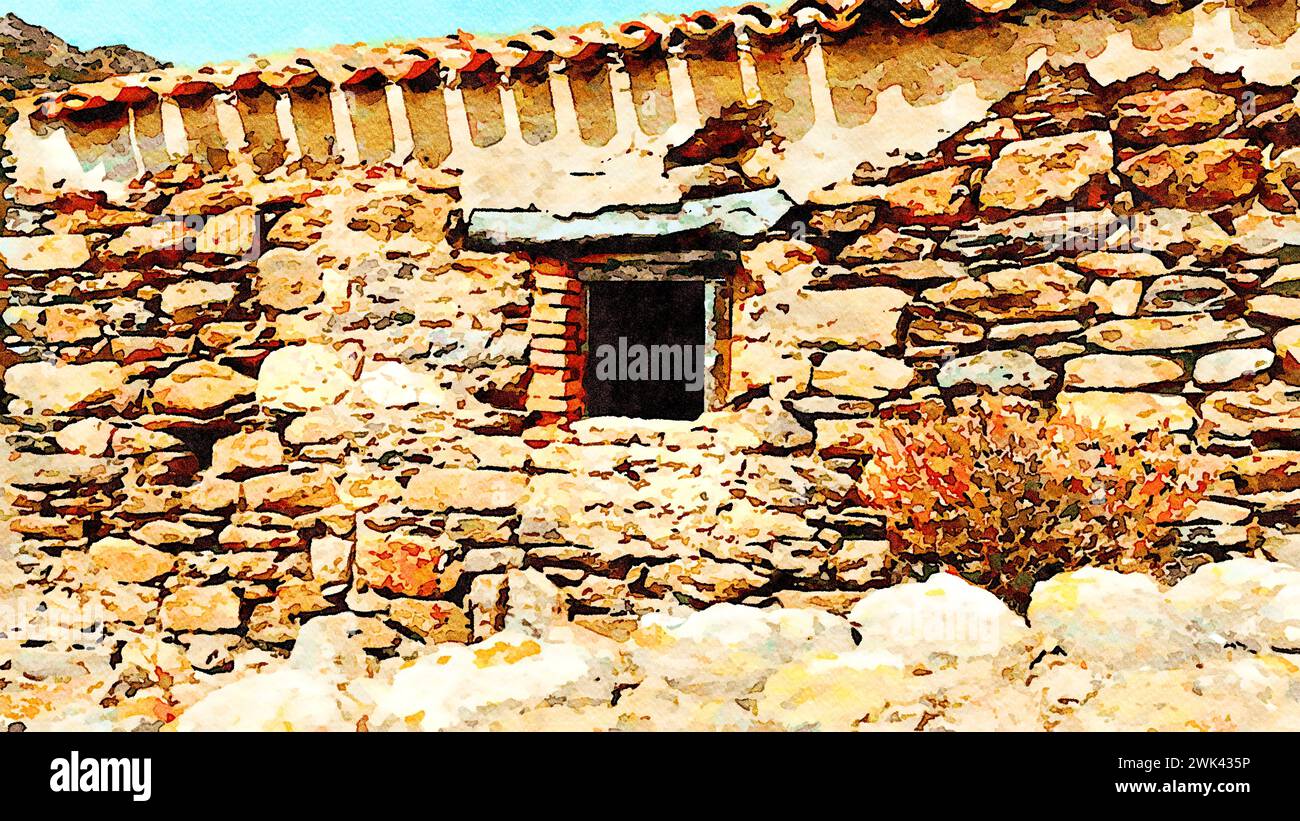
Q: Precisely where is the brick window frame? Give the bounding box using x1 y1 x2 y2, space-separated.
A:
523 252 734 424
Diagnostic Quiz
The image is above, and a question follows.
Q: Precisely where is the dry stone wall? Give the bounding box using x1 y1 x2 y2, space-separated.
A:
8 10 1300 673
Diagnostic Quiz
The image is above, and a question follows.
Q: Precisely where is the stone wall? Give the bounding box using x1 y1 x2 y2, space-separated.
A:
7 59 1300 667
7 1 1300 675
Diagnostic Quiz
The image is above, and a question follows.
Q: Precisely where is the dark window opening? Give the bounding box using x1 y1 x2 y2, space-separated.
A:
584 280 706 420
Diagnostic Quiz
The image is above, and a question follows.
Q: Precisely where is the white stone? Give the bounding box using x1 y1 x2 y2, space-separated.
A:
848 573 1030 661
1028 567 1203 669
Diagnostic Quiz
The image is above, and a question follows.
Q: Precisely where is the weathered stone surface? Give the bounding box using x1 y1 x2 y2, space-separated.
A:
256 343 357 412
1202 381 1300 437
159 280 237 317
54 418 115 456
1072 251 1169 279
89 537 175 582
641 558 769 604
1118 139 1262 210
979 130 1113 213
160 585 242 632
406 468 528 512
0 234 90 271
387 599 472 643
793 288 911 348
5 361 124 414
1230 450 1300 493
218 524 305 551
266 202 330 249
195 205 259 257
850 259 965 282
1261 146 1300 213
1029 568 1202 668
1143 274 1234 314
150 361 257 414
1056 391 1196 433
1064 354 1183 388
10 514 83 540
727 339 810 400
1086 279 1142 316
254 248 325 311
1083 314 1262 351
938 350 1053 392
811 350 914 398
922 263 1086 320
243 468 339 516
356 531 460 598
807 203 876 233
1166 559 1300 653
838 229 935 263
4 303 105 343
988 319 1083 341
111 334 193 364
849 573 1030 660
1248 295 1300 321
881 165 972 223
1111 88 1238 146
211 430 286 477
1275 326 1300 379
1193 348 1274 387
310 535 352 587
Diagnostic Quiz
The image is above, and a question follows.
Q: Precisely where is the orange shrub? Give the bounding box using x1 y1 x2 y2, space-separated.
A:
858 398 1215 611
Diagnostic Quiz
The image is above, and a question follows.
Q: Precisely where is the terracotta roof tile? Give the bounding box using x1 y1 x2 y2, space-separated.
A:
29 0 1178 120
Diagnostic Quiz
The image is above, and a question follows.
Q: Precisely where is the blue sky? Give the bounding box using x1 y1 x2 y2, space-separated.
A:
4 0 713 65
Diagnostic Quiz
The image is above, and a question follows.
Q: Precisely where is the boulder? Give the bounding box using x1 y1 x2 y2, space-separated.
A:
150 361 257 414
848 572 1030 661
372 630 614 731
937 350 1054 392
289 613 402 677
1064 354 1183 389
1111 88 1238 146
256 343 357 412
1027 567 1202 668
159 585 241 632
1118 139 1262 210
811 349 914 398
1166 558 1300 653
1194 348 1274 387
88 537 175 583
5 361 124 414
632 604 855 696
177 669 358 731
979 130 1113 213
254 248 324 311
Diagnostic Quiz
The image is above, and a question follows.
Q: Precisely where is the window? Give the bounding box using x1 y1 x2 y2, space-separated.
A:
583 279 711 421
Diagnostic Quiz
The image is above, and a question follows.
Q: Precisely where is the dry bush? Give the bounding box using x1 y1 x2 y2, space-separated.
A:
859 398 1216 611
